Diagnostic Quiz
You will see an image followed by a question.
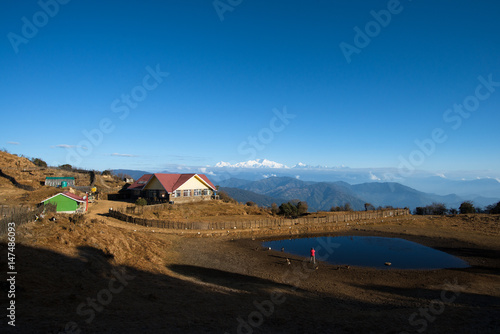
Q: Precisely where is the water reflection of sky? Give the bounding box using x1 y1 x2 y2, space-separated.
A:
263 236 470 269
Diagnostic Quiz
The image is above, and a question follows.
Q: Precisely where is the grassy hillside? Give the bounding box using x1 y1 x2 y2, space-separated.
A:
0 151 127 205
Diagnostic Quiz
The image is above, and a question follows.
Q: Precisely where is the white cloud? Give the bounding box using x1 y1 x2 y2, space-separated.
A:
369 171 381 181
7 141 20 145
215 159 289 169
53 144 88 149
295 175 300 179
263 174 277 178
111 153 137 157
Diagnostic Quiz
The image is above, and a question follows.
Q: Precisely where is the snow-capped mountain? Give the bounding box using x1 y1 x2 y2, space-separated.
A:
214 159 290 169
214 159 344 169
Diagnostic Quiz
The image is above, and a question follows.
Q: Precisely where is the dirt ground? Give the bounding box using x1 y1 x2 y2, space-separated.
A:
1 200 499 333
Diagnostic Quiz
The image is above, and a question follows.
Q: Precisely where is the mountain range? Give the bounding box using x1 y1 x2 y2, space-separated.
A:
112 158 500 211
218 177 495 212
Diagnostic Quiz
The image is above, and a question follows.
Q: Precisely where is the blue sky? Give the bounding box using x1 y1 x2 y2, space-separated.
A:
1 0 499 173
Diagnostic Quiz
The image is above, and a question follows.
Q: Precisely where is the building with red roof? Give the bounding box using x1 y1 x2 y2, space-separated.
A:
127 173 216 203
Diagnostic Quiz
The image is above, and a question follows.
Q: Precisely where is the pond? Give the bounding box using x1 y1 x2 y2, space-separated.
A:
262 236 470 269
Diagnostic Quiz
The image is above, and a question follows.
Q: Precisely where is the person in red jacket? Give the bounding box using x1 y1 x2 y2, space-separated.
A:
310 247 316 264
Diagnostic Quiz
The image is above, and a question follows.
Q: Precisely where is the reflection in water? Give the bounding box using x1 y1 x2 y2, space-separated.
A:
263 236 469 269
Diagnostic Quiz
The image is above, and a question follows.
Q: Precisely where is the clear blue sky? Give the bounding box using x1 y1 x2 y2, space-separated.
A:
1 0 499 172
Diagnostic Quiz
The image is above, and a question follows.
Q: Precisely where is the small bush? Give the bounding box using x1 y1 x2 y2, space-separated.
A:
459 201 475 214
69 214 86 225
219 191 237 204
135 198 147 206
31 157 47 168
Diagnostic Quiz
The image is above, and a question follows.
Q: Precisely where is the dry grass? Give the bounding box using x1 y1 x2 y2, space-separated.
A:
0 151 126 205
131 200 273 222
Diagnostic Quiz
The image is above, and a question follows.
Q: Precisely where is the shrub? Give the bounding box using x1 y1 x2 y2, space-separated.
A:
31 157 47 168
69 214 86 225
487 201 500 214
278 201 308 218
459 201 475 214
297 201 308 215
135 198 147 206
414 203 447 215
59 164 73 171
218 191 237 204
271 203 279 215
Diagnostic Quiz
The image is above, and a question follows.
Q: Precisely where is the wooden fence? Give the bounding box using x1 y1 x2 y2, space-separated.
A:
108 208 410 231
0 204 56 236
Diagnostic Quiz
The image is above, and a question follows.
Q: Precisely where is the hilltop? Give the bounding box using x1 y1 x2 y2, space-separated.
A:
0 150 127 205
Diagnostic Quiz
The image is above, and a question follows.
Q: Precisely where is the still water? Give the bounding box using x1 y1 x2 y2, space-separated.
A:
262 236 469 269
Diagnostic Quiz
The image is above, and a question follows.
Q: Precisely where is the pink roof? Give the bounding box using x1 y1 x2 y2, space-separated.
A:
128 173 216 193
127 174 153 190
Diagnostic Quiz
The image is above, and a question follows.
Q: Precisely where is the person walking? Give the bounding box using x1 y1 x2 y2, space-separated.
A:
310 247 316 264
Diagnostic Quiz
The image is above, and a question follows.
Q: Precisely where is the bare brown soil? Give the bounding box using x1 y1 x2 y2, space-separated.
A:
1 198 499 333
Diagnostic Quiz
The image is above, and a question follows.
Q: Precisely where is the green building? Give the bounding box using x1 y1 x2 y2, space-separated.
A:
41 192 87 213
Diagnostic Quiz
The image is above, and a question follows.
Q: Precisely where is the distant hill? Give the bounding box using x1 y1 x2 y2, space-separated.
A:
350 182 464 209
402 176 500 198
219 176 498 211
221 177 365 211
112 169 153 180
219 187 286 207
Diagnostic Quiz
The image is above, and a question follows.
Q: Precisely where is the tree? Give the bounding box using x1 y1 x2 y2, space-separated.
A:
102 170 112 176
364 203 375 211
330 206 341 212
414 207 425 215
429 202 447 215
246 201 256 207
343 203 353 211
414 203 447 215
279 202 298 218
486 201 500 214
297 201 308 216
59 164 72 171
449 208 458 215
271 203 279 215
218 191 236 204
31 157 47 168
459 201 475 214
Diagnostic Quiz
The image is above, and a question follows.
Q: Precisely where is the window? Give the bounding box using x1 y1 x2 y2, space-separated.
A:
175 190 181 198
202 189 209 196
183 189 191 197
194 189 202 196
